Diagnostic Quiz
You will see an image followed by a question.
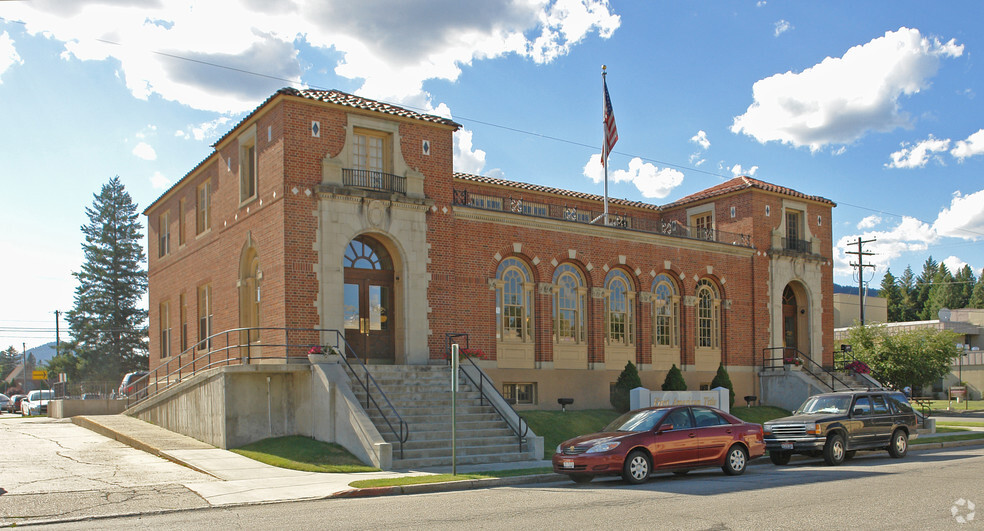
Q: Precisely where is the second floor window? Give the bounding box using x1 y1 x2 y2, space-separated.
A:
691 211 714 241
354 130 387 173
196 181 211 235
240 143 257 203
159 301 171 358
158 211 170 257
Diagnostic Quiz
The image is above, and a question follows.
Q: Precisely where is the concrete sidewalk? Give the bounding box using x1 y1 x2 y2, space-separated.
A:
72 415 559 506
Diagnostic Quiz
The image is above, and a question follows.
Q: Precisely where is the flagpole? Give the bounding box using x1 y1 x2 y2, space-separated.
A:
602 65 610 226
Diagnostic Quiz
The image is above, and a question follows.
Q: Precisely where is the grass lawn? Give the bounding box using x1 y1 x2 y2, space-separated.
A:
925 399 984 412
522 409 621 454
912 432 984 445
232 436 380 473
936 421 984 428
730 406 792 424
349 467 554 489
934 426 972 433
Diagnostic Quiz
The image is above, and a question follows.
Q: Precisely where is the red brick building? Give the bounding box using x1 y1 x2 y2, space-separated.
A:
144 88 835 409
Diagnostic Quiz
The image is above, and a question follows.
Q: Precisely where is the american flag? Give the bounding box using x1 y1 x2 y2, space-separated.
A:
602 78 618 163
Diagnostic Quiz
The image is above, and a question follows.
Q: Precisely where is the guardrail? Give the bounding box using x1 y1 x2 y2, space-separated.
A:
446 333 529 453
122 326 409 458
762 347 855 392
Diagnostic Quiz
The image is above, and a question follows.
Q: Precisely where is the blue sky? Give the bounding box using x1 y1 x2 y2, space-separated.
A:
2 1 983 350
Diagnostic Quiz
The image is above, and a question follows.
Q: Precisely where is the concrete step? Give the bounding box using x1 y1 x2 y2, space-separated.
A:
352 392 485 405
380 426 516 443
399 435 523 451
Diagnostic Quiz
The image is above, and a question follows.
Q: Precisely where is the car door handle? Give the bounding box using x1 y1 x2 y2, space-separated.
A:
689 433 696 438
726 429 732 434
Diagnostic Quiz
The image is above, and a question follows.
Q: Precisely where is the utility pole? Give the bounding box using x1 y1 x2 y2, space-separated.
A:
23 342 29 393
55 310 61 358
846 237 877 325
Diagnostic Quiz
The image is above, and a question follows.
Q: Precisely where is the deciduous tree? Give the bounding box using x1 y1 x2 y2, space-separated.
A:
845 324 958 391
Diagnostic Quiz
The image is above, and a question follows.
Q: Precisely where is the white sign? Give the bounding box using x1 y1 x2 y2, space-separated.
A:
629 387 730 413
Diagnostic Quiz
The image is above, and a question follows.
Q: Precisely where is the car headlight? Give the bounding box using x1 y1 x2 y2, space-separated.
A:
556 445 563 454
585 441 620 454
806 423 820 435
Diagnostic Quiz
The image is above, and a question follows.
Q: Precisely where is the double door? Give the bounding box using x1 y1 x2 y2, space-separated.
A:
343 269 394 362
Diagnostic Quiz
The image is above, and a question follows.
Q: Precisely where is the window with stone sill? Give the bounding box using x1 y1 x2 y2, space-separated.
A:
696 279 721 349
496 257 534 343
553 263 586 344
652 274 680 348
605 269 635 346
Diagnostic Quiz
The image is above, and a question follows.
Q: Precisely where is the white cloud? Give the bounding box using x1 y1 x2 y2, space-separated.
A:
774 20 792 37
731 164 758 177
951 129 984 160
942 255 967 274
933 188 984 240
731 27 963 152
690 130 710 150
857 215 882 229
132 141 157 161
178 116 232 142
886 135 950 169
0 31 24 83
7 0 619 114
583 154 683 199
453 129 486 174
834 216 937 276
150 171 171 189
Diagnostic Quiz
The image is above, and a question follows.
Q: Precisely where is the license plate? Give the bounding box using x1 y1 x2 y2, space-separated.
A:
781 442 794 450
563 460 574 469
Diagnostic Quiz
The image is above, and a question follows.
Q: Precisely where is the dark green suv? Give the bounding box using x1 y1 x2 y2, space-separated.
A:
763 390 918 466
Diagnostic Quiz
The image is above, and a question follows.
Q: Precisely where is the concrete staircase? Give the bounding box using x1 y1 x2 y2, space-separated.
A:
348 365 534 470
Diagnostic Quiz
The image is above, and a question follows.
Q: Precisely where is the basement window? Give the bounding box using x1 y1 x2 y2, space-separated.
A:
503 383 536 405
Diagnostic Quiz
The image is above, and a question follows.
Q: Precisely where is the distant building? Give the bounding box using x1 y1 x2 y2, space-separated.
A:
143 87 836 409
833 292 887 328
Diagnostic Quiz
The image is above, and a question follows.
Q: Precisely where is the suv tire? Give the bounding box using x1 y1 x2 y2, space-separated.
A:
888 429 908 458
769 451 791 465
823 434 846 466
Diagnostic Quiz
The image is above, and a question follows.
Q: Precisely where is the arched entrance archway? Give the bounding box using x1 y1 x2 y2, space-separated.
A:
781 282 810 359
782 285 797 353
343 235 395 362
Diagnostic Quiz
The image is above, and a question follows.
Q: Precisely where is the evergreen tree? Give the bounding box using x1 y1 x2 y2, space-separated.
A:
953 265 976 309
914 257 938 319
970 279 984 309
661 364 687 391
709 363 735 409
611 361 642 413
879 269 902 322
65 177 148 383
924 263 958 320
897 266 918 321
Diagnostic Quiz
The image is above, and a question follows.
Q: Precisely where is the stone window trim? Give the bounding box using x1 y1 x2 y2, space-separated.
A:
604 269 635 346
495 257 535 344
551 264 588 345
696 278 722 350
651 273 681 348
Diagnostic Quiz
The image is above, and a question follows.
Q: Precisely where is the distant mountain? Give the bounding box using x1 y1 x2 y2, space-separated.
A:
833 283 879 297
26 342 58 366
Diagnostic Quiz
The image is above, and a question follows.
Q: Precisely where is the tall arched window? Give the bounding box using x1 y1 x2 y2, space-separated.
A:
553 264 586 344
605 269 635 346
652 274 679 347
496 257 534 343
696 279 721 349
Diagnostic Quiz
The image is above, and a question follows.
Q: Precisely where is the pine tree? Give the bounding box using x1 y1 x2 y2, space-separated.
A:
65 177 148 383
953 265 976 309
661 364 687 391
709 363 735 409
970 280 984 309
924 263 958 320
879 269 902 322
611 361 642 413
915 257 939 320
897 266 918 321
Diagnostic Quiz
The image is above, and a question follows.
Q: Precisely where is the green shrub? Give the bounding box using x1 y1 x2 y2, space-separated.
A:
661 364 687 391
611 361 642 413
710 363 735 409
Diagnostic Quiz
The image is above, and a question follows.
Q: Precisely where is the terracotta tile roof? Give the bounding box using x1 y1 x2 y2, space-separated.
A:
453 172 662 212
661 176 836 208
280 88 460 128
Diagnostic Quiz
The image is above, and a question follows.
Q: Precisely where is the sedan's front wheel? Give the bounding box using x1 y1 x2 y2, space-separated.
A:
622 450 651 485
722 445 748 476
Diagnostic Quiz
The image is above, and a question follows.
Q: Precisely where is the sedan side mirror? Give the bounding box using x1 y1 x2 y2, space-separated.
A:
657 424 674 433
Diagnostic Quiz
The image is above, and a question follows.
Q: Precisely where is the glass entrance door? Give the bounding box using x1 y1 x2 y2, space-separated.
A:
344 277 393 360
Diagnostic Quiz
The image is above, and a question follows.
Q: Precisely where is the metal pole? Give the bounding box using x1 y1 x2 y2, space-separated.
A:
452 343 459 476
602 66 609 226
23 342 28 393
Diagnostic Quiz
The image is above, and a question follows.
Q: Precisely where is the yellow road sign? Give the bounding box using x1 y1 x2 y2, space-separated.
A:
32 370 48 380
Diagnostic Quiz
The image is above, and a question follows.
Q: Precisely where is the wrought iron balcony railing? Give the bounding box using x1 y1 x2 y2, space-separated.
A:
782 237 812 254
452 188 753 248
343 168 406 194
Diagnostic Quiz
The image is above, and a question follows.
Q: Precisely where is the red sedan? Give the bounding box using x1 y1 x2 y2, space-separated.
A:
552 405 765 484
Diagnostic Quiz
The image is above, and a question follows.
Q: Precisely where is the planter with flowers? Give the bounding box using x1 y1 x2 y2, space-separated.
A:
442 347 490 365
783 357 803 370
844 360 871 375
308 345 341 364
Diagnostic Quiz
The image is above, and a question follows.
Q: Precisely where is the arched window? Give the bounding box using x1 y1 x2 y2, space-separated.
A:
496 258 534 343
605 269 635 346
652 274 679 347
345 235 393 270
696 279 721 349
553 264 586 344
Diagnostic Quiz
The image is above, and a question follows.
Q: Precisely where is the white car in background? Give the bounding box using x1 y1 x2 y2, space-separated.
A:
21 389 54 416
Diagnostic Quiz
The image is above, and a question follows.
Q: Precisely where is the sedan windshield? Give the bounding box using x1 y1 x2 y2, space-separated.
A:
796 395 852 415
603 409 669 432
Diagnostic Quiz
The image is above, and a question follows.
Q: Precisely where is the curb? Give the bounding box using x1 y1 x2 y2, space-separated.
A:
330 473 567 499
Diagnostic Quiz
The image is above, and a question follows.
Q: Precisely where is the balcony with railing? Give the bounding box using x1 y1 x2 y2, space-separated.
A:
452 188 753 248
343 168 406 194
781 237 812 254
